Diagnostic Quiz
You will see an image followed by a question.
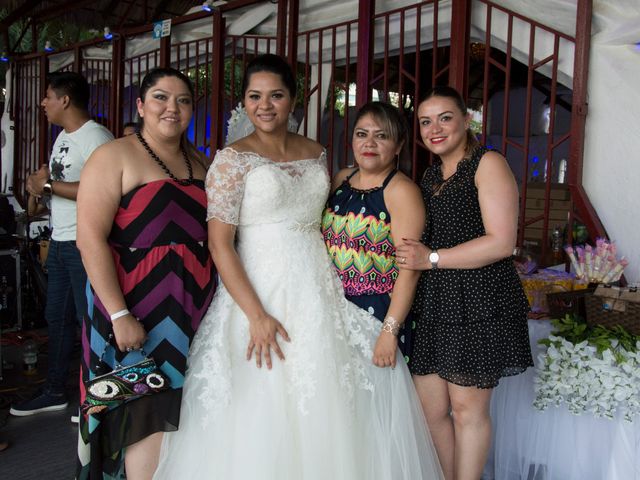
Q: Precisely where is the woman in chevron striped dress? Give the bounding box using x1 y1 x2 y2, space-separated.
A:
76 68 216 479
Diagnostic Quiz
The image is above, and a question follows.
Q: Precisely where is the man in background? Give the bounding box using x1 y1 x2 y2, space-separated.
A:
10 72 114 416
122 121 137 136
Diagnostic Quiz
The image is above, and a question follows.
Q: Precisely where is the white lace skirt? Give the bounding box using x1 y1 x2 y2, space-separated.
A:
154 225 443 480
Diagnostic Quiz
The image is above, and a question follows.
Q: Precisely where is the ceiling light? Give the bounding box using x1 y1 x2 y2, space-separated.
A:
202 1 227 12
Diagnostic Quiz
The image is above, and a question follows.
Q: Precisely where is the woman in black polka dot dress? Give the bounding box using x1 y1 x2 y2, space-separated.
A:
396 86 532 480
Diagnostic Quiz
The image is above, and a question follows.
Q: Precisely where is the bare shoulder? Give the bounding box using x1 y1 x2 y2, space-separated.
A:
332 166 357 190
386 171 422 199
226 136 253 153
385 172 425 231
80 138 130 196
84 136 130 169
290 133 324 159
475 149 517 192
477 149 510 174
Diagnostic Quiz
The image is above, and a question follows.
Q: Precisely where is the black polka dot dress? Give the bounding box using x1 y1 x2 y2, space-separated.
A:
409 146 533 388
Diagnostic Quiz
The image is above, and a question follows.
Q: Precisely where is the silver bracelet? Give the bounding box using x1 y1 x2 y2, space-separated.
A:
109 309 130 322
381 316 400 336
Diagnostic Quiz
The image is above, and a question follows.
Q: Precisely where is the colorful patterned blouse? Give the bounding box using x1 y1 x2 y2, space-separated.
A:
322 169 398 296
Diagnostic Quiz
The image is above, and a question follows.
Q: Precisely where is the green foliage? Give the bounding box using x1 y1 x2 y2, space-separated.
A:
541 314 640 359
0 9 100 55
326 84 347 117
183 58 305 109
1 8 101 99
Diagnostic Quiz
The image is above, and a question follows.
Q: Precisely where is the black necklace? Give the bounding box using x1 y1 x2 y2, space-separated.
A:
136 132 193 185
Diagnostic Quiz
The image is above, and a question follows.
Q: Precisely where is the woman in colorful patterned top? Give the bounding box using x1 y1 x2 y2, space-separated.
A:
76 68 216 479
322 101 425 368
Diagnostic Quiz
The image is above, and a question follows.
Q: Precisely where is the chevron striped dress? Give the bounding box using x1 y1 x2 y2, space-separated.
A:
77 179 216 479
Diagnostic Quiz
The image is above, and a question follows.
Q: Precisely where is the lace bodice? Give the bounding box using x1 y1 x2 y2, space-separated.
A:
206 147 330 227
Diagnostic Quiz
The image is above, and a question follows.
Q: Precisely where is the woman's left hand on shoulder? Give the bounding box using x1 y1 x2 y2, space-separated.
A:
395 238 430 270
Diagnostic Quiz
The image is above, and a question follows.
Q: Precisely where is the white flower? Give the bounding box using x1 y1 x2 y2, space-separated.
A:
534 332 640 422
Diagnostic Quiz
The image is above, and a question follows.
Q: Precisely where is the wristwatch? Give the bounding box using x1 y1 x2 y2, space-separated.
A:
42 178 54 196
428 250 439 269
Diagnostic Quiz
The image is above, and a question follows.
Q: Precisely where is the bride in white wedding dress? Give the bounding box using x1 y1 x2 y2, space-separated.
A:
153 54 443 480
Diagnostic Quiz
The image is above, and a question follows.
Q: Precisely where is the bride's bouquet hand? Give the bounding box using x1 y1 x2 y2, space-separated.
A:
372 333 398 369
246 313 291 370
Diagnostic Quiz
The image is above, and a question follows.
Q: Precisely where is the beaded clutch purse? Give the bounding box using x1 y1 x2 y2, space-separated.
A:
82 343 170 416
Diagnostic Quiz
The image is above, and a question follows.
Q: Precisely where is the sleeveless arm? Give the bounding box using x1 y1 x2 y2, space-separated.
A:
206 149 253 224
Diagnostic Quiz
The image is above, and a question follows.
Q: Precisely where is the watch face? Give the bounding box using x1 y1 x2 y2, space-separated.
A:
429 251 439 263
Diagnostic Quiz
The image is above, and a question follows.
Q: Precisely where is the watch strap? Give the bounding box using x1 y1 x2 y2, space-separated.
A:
429 249 439 269
43 178 53 195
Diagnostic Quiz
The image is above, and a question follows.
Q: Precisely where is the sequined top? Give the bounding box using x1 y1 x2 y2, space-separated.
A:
322 169 398 296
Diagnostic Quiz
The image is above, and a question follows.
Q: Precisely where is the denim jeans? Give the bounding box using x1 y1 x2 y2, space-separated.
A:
44 240 87 396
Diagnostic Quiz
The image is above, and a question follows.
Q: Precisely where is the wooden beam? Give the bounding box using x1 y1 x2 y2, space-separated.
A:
33 0 95 23
355 0 374 106
0 0 42 32
286 0 299 67
117 0 140 30
449 0 471 98
110 35 126 136
159 36 170 68
151 0 173 21
101 0 121 22
210 10 225 151
38 55 49 166
276 0 288 57
567 0 606 240
568 0 591 188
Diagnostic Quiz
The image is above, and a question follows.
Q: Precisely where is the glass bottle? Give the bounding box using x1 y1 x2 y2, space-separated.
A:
23 339 38 375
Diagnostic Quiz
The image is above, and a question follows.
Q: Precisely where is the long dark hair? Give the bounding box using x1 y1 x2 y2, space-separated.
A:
419 85 479 157
241 54 297 99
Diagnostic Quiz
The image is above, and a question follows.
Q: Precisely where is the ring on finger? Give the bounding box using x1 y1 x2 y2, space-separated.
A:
126 347 133 352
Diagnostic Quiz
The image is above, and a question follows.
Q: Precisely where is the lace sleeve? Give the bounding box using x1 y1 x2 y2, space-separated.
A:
205 148 253 224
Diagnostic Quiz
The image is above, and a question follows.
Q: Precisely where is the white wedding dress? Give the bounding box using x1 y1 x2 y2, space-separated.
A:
154 148 443 480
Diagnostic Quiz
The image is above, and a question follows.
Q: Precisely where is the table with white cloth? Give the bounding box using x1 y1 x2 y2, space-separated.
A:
483 319 640 480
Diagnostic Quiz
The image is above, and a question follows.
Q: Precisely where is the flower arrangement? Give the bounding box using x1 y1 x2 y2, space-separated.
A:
534 314 640 421
467 107 483 136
